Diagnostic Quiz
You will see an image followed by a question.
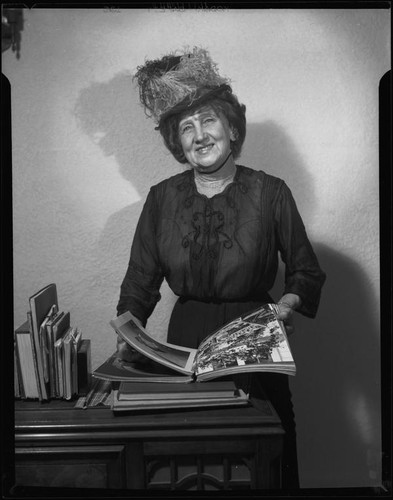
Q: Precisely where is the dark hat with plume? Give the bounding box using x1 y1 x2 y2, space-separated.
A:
134 47 232 125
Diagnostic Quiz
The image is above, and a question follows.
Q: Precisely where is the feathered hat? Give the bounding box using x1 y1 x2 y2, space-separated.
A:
134 47 232 125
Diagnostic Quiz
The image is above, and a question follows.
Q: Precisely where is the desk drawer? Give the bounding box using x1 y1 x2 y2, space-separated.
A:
15 445 126 489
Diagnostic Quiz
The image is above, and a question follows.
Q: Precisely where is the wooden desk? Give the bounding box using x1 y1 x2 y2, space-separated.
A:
14 397 283 491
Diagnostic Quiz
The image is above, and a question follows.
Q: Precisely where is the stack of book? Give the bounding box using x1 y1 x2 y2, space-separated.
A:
93 303 296 412
113 380 248 412
14 284 91 401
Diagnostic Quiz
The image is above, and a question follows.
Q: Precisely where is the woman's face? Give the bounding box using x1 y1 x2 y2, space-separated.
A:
178 105 234 173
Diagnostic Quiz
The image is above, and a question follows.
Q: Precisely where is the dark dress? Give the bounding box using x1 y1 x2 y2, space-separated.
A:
117 165 326 488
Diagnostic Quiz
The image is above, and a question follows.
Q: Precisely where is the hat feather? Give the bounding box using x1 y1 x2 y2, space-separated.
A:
134 47 230 122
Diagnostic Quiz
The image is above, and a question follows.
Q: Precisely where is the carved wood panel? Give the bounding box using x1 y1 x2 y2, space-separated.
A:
145 454 254 490
15 445 126 489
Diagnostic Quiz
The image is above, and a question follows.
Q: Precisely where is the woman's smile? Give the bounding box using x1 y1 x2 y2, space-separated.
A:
195 143 214 155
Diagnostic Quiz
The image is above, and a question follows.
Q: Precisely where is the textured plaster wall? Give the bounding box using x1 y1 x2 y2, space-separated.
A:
4 8 390 489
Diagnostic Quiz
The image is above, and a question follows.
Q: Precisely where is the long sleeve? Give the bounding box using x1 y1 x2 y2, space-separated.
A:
116 188 164 326
274 181 326 318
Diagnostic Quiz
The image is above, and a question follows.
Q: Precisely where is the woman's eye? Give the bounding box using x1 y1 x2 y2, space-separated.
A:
181 124 192 134
203 117 215 124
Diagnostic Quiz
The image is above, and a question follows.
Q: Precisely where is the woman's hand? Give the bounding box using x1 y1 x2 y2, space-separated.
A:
277 294 302 336
116 336 150 363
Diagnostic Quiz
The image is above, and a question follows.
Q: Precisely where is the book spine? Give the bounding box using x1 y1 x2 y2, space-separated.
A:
14 342 21 398
77 339 91 396
71 331 79 397
14 328 25 398
27 311 43 401
63 329 74 400
15 327 40 399
55 340 64 398
41 324 50 387
52 311 70 399
46 323 57 398
28 309 49 400
53 338 60 398
61 341 66 398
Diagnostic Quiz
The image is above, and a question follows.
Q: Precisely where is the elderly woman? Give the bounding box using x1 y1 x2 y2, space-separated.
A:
116 47 326 489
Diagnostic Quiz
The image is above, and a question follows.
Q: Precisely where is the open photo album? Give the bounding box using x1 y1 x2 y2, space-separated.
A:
106 303 296 383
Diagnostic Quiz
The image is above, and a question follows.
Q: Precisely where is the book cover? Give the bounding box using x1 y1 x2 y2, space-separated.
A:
45 310 65 397
52 312 70 397
71 328 82 396
14 345 21 398
39 304 57 391
109 304 296 383
14 325 25 398
14 320 40 399
29 284 58 400
117 380 241 401
62 327 74 400
54 334 66 398
27 311 42 400
77 339 91 395
62 327 81 399
112 388 248 412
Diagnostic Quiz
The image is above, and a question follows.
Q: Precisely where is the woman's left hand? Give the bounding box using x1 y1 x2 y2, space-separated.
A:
276 293 302 336
277 302 295 335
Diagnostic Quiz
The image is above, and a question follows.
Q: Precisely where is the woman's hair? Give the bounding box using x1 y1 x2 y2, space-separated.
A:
158 89 246 164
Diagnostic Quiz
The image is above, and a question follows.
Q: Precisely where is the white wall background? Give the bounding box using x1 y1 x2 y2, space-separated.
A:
4 7 390 489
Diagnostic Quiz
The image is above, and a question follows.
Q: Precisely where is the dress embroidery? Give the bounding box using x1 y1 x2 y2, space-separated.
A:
178 171 236 260
182 205 233 260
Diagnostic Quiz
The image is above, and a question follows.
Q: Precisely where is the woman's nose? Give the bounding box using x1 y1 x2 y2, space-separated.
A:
194 122 206 143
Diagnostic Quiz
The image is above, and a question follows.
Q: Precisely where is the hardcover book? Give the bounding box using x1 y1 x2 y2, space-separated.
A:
53 312 71 397
71 328 82 397
29 283 58 400
118 380 240 401
109 303 296 383
14 343 22 398
77 339 91 395
62 327 81 400
14 320 40 399
27 311 42 400
45 310 65 397
112 380 248 412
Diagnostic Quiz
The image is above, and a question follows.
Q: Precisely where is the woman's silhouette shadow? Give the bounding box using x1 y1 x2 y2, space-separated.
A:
74 72 180 338
75 76 381 486
242 120 316 218
275 243 380 487
244 123 380 486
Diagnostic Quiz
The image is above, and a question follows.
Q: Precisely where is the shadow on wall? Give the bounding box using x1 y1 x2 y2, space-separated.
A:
269 249 380 483
74 73 380 486
242 121 316 218
73 72 179 329
245 122 380 485
74 71 171 186
74 71 145 257
290 244 380 487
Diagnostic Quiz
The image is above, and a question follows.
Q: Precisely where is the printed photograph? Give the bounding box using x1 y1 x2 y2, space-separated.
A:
118 318 192 369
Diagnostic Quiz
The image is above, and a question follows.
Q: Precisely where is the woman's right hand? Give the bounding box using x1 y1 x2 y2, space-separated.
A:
116 336 150 363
